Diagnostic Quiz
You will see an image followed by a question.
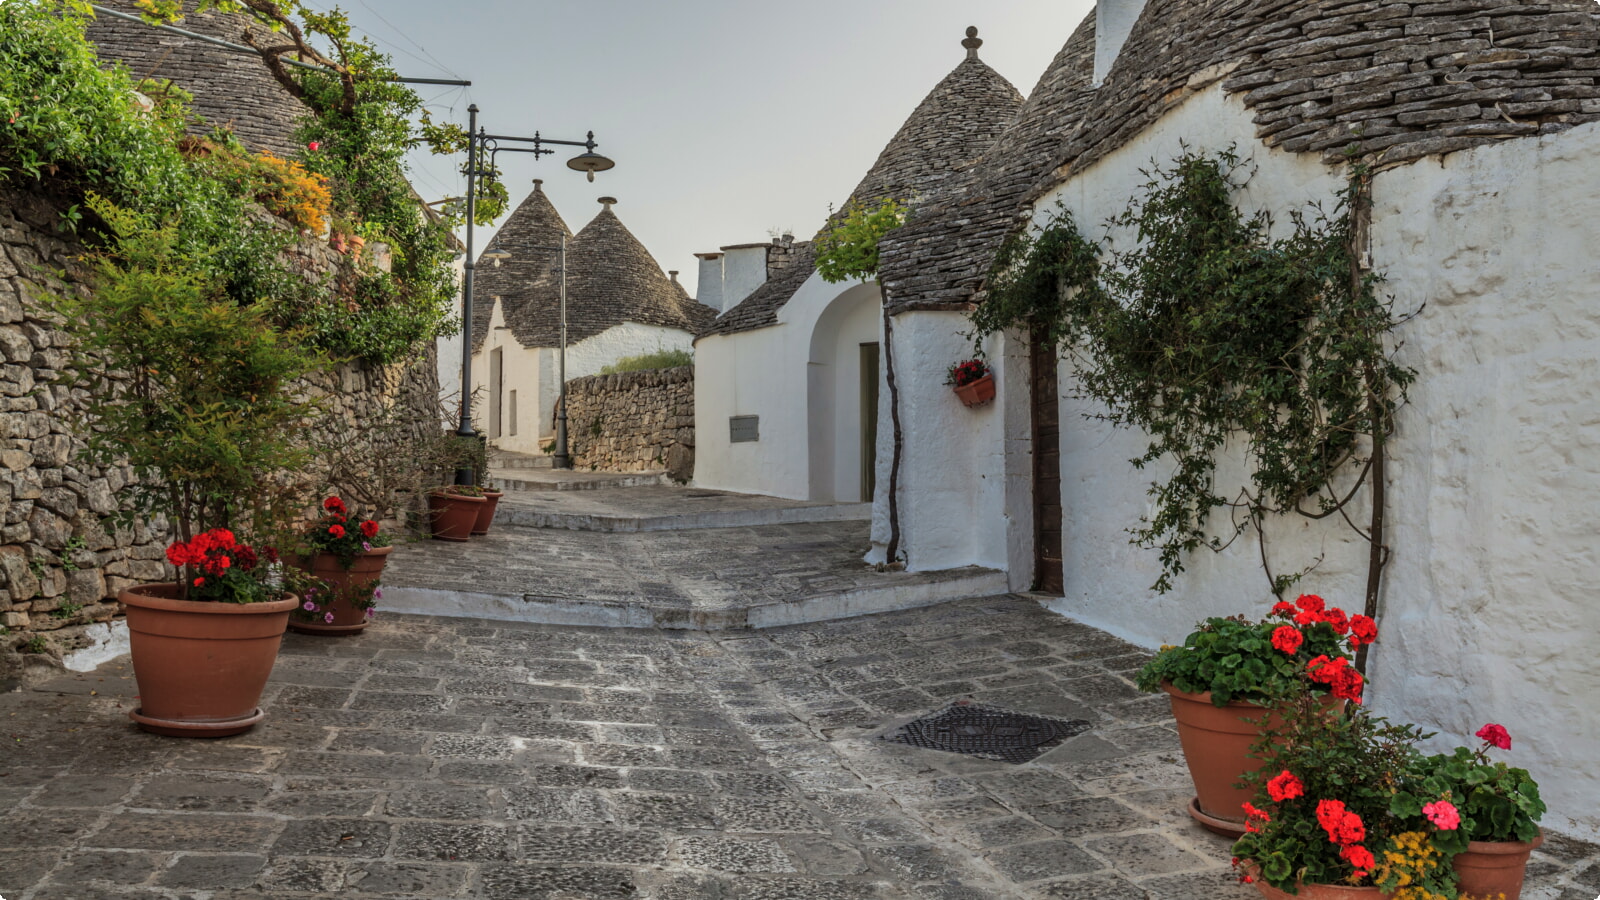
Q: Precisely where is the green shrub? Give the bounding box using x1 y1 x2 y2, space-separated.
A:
599 349 692 374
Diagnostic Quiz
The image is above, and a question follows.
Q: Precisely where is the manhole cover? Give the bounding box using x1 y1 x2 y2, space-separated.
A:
881 702 1091 764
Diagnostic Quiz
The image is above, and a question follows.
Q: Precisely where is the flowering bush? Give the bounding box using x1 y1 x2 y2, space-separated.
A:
1405 723 1544 845
945 358 991 388
1231 696 1459 895
1136 595 1376 706
164 529 281 604
302 495 390 568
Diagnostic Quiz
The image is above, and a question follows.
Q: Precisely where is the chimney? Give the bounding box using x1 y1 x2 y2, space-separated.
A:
1094 0 1148 86
695 252 724 311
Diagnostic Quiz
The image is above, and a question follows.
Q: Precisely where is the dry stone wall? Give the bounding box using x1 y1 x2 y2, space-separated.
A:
564 366 694 481
0 186 439 680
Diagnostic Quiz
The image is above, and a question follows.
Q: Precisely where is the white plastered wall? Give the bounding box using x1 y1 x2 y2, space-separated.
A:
474 318 695 456
867 313 1031 582
1022 82 1600 839
694 271 881 501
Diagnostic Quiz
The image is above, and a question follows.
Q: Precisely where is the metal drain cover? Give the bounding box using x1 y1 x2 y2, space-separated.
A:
882 702 1091 764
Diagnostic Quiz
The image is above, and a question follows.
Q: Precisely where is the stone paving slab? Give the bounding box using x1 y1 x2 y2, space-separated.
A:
492 485 870 533
383 521 1006 630
488 467 669 493
3 597 1597 899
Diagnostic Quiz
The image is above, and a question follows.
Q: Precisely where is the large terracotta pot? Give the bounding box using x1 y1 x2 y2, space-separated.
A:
1454 832 1543 900
954 374 996 407
1253 878 1393 899
1164 684 1340 837
287 546 392 636
471 489 504 536
428 491 486 541
121 583 296 738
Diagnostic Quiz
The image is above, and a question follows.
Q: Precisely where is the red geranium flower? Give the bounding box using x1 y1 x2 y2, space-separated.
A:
1476 723 1512 750
1348 614 1377 647
1340 844 1375 877
1295 594 1325 613
328 524 346 538
1270 625 1303 655
1271 600 1296 617
323 496 347 513
360 520 379 539
1321 606 1349 635
1267 769 1304 802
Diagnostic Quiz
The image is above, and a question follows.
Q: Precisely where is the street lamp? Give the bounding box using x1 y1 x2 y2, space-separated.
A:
455 104 612 484
474 232 573 469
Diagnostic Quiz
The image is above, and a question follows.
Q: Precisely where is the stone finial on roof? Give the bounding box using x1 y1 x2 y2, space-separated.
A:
532 178 544 190
963 26 983 60
669 271 680 282
599 197 618 210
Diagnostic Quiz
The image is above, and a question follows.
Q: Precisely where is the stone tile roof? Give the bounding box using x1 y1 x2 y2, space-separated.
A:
471 182 572 353
704 30 1025 338
85 1 310 158
505 199 717 349
881 0 1600 315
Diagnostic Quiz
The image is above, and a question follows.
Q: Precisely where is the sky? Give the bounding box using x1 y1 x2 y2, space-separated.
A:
328 1 1096 299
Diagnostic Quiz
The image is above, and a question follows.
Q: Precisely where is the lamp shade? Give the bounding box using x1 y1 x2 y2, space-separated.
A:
567 151 615 182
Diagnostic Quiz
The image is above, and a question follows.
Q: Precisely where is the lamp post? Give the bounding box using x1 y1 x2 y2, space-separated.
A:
455 104 613 484
477 232 572 470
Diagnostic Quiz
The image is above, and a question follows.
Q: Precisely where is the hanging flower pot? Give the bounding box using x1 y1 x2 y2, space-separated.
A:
428 487 487 541
946 358 995 407
472 489 504 536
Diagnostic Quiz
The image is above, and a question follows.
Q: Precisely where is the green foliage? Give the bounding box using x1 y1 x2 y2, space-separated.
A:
1233 698 1435 891
52 198 325 544
814 198 906 284
1407 747 1544 844
974 149 1414 593
22 635 48 654
51 603 83 620
598 349 693 374
1135 607 1352 706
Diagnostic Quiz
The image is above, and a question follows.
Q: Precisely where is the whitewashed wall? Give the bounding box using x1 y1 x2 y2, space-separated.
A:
694 271 881 500
1019 83 1600 839
474 315 696 457
866 313 1031 583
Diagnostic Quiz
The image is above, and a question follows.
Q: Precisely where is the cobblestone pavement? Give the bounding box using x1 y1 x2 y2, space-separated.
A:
383 522 1001 629
3 597 1598 899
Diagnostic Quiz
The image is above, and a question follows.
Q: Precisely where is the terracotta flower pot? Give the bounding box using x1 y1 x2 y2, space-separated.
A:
1253 878 1393 899
1454 832 1543 900
471 489 504 536
428 491 486 541
1164 684 1340 837
287 546 392 636
121 583 296 738
954 374 996 407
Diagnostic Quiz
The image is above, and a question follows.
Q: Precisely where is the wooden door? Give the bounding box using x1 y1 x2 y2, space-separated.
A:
860 343 880 502
1031 336 1064 594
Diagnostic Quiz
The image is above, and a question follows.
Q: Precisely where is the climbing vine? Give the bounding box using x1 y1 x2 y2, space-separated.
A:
973 149 1414 643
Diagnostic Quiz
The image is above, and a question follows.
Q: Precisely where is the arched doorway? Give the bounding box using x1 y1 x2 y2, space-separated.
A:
806 283 882 502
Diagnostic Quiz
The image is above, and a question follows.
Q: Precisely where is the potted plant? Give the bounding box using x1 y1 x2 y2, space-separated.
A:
1136 595 1377 836
1232 698 1462 900
428 484 487 541
947 358 995 407
1409 724 1545 900
54 200 322 737
287 495 391 636
472 484 504 536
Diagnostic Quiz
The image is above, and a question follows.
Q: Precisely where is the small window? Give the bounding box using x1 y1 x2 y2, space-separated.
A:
730 415 759 443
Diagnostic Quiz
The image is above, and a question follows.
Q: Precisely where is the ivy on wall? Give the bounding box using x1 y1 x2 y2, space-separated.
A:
972 149 1414 650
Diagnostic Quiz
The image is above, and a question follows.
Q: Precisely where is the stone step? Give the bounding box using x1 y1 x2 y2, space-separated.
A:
492 501 871 533
489 452 553 470
488 471 669 492
382 567 1010 631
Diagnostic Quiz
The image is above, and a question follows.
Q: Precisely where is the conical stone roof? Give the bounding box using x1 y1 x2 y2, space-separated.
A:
471 181 571 352
705 28 1023 338
507 198 715 348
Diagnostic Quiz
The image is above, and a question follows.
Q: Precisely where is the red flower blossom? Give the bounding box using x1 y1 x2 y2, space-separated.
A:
1271 600 1296 617
1340 844 1375 877
323 496 347 514
360 520 379 539
1296 594 1325 614
1270 625 1303 655
1267 770 1304 803
1320 606 1349 635
307 141 320 151
1476 723 1512 750
1348 614 1377 647
1307 654 1364 703
193 577 204 587
1316 799 1347 833
328 524 346 539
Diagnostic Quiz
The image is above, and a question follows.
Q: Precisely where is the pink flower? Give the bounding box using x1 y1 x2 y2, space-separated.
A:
302 601 316 611
374 588 382 599
1477 723 1512 750
362 541 373 552
1423 800 1460 830
365 608 375 618
324 612 335 623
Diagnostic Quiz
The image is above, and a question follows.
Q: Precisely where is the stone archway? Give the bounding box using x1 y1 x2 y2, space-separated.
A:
805 283 883 502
